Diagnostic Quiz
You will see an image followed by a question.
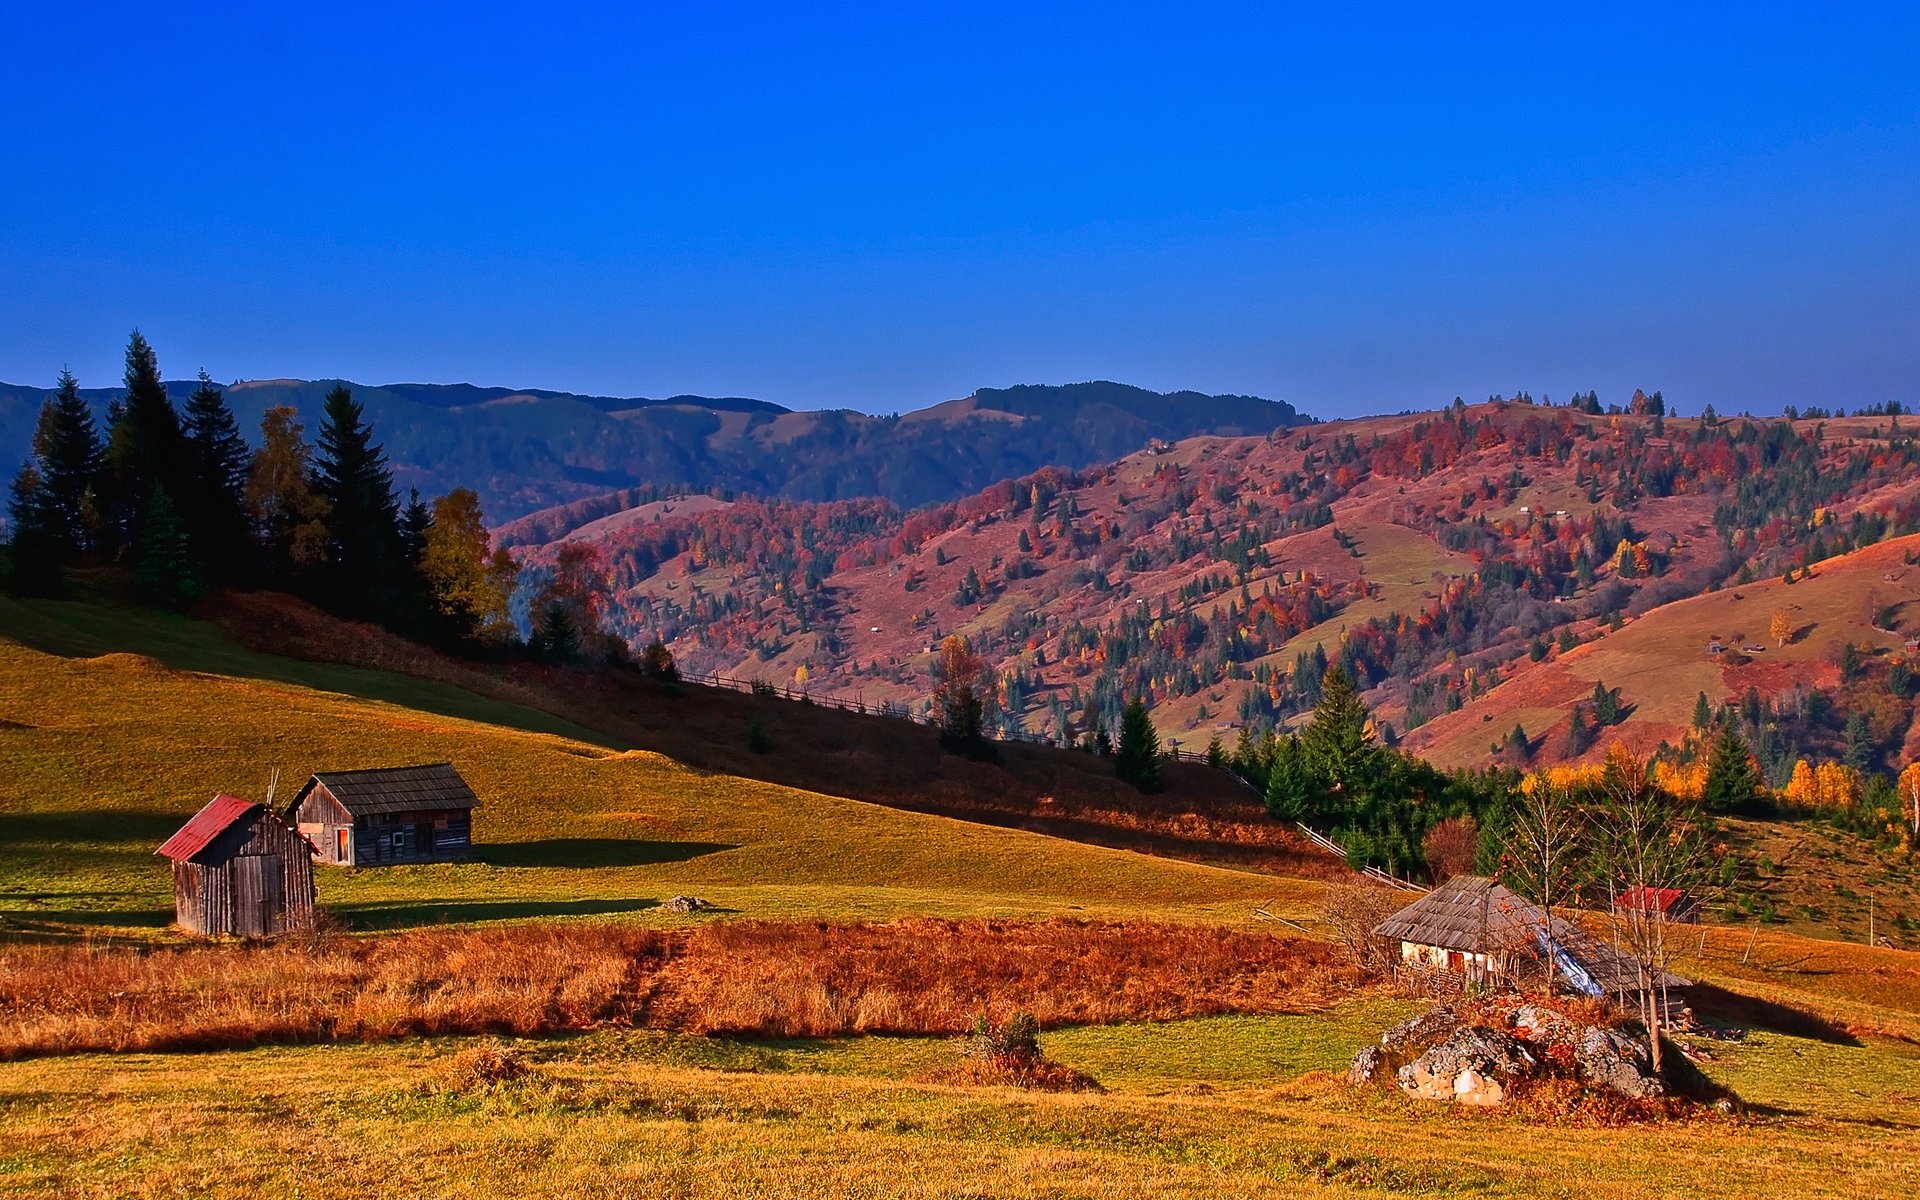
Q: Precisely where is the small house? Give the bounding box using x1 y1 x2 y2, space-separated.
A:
1615 886 1701 924
156 794 317 937
1373 875 1688 1014
288 763 480 867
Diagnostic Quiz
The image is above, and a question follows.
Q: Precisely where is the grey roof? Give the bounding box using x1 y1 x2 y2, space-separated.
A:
293 763 479 817
1373 875 1540 953
1375 875 1688 993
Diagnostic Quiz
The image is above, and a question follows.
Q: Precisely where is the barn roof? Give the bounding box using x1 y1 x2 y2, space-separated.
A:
293 763 480 817
157 794 261 862
1617 886 1692 913
1372 875 1539 953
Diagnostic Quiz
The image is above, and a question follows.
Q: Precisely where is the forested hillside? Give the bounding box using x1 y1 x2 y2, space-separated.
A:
0 374 1308 519
509 398 1920 785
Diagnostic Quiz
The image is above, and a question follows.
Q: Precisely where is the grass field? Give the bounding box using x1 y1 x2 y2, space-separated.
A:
1 1006 1915 1199
0 596 1294 941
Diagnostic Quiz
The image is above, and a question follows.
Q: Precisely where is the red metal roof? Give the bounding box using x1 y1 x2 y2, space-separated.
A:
1616 886 1690 913
156 794 261 862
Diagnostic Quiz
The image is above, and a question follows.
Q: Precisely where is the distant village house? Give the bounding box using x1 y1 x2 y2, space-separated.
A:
1614 886 1700 924
289 763 480 867
157 794 318 937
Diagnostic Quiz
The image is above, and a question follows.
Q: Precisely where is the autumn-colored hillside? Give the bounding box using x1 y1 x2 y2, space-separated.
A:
508 401 1920 778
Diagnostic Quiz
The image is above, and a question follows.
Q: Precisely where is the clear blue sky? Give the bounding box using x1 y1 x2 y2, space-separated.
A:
2 3 1916 418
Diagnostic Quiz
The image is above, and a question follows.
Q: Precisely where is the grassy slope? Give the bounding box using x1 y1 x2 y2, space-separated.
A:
0 598 1292 940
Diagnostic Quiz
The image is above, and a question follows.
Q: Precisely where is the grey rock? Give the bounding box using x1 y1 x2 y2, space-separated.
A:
1575 1026 1664 1099
661 895 715 914
1396 1025 1538 1106
1379 1007 1460 1058
1348 1045 1388 1086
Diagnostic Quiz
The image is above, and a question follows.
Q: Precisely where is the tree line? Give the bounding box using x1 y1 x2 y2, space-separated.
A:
3 332 626 662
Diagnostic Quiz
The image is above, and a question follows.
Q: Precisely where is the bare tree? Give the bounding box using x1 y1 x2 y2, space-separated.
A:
1500 773 1583 988
1589 747 1712 1075
1320 880 1402 978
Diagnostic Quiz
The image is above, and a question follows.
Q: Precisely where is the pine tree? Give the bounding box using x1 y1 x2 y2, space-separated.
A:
1114 697 1163 793
30 370 103 555
311 385 404 616
101 330 183 550
180 372 254 585
1590 680 1620 726
1263 733 1318 820
5 465 61 592
1691 691 1713 732
1701 722 1762 813
1301 665 1377 800
131 484 199 608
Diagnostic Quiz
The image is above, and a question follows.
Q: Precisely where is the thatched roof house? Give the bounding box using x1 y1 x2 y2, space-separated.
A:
1374 875 1687 1010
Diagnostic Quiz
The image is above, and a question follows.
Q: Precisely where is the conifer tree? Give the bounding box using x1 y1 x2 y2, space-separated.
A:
1114 696 1163 793
30 369 103 554
1691 691 1713 732
101 331 183 550
311 385 404 616
1301 665 1378 799
180 372 254 585
1263 733 1318 819
5 465 61 592
131 484 199 607
1701 721 1762 813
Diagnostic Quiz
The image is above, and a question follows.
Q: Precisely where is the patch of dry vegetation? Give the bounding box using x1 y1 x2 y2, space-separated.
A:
0 919 1355 1059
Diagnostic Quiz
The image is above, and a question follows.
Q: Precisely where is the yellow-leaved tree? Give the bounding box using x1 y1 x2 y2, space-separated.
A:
1770 608 1795 647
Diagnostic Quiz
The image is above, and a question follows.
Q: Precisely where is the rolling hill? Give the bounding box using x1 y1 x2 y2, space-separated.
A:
0 376 1309 520
507 401 1920 780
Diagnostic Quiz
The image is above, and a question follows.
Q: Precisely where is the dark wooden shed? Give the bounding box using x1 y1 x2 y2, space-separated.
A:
288 762 480 867
156 794 318 937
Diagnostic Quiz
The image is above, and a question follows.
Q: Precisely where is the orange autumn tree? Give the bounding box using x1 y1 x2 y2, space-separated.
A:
1771 608 1795 647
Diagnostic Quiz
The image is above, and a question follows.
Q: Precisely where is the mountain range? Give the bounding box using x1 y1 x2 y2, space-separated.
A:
0 377 1308 520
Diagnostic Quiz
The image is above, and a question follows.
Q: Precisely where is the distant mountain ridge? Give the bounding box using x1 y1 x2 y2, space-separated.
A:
0 377 1307 519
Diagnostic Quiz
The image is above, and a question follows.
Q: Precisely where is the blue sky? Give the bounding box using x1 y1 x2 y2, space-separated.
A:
2 3 1916 418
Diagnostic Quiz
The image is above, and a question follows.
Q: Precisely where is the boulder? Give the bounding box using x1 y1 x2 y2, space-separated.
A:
1379 1006 1460 1058
1348 1045 1388 1086
1396 1026 1537 1105
1510 1004 1573 1044
661 895 715 914
1575 1026 1664 1099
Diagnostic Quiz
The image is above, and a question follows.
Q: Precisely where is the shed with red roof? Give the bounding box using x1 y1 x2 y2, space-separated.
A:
1614 886 1700 924
157 794 317 936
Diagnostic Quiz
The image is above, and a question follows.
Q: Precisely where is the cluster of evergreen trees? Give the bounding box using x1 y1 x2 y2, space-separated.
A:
4 333 524 651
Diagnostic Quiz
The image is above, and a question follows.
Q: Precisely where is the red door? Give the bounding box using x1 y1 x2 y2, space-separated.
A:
336 828 349 863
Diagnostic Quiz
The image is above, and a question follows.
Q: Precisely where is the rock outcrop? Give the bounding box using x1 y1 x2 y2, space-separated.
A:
1350 998 1664 1107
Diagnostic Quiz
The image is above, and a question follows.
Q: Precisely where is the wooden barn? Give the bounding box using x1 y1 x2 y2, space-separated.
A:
156 794 318 937
1374 875 1688 1015
288 762 480 867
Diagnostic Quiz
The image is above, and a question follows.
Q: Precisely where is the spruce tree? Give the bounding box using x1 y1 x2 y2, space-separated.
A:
180 372 254 585
311 385 404 616
1114 696 1163 793
5 465 61 592
30 370 103 554
101 330 183 550
131 484 199 608
1701 722 1762 813
1263 733 1319 820
1301 665 1378 800
1691 691 1713 732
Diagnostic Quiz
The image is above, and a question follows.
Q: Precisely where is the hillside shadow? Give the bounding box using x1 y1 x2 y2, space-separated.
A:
0 810 184 846
330 896 662 929
473 838 736 869
0 595 622 750
1687 982 1861 1046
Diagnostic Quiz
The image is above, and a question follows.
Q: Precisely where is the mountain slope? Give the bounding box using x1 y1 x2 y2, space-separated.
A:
510 403 1920 775
0 377 1308 519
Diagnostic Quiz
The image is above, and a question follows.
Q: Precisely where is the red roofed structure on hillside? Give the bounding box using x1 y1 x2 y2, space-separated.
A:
157 794 317 937
1614 886 1701 924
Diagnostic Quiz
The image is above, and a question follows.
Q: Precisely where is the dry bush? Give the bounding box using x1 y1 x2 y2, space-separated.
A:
1320 881 1403 978
0 918 1357 1059
438 1039 530 1092
1422 816 1479 881
917 1011 1103 1092
650 918 1358 1037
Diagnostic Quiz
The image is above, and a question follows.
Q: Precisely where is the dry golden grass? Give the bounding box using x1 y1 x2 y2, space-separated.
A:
0 919 1352 1059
